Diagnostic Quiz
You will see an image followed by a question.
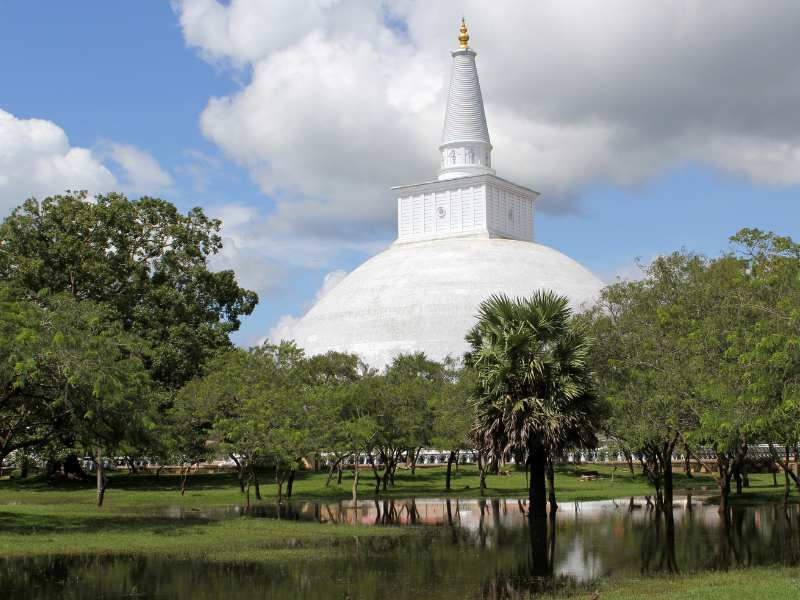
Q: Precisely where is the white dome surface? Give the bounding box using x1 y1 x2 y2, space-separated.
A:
291 237 604 368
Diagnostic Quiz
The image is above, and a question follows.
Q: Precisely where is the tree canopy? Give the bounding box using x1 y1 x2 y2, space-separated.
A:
0 191 258 388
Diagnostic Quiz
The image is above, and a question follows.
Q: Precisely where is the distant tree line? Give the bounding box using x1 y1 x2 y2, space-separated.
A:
585 229 800 512
2 192 798 514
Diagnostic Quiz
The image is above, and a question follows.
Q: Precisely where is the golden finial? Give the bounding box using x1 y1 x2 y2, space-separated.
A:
458 17 469 49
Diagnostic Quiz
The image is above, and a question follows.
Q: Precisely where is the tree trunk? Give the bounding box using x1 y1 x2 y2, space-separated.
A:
381 453 392 491
326 458 341 487
180 462 192 496
95 448 107 507
663 445 675 509
785 451 791 507
445 450 456 491
529 440 547 517
410 447 421 475
286 468 296 498
63 454 87 480
245 473 252 510
19 452 29 479
546 455 557 512
734 469 743 495
769 443 800 500
230 454 245 493
352 461 360 503
251 464 261 500
369 456 381 494
717 455 732 514
337 462 343 485
684 450 693 478
125 455 138 475
477 450 488 494
623 449 635 476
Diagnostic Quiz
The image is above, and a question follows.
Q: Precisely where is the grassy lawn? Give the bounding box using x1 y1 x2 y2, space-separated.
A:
0 501 411 562
4 462 787 508
563 567 800 600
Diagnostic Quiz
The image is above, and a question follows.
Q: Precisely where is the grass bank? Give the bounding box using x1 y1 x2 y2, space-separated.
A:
0 502 410 563
4 462 791 508
564 567 800 599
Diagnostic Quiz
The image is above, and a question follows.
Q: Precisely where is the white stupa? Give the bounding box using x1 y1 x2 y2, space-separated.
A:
290 20 603 368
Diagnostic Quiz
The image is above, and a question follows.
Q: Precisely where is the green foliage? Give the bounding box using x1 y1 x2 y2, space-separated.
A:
467 291 601 455
0 191 258 389
429 360 474 453
588 229 800 505
467 290 601 511
0 285 151 462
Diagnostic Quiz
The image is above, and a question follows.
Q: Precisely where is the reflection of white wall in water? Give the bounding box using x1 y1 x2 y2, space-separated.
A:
297 495 724 530
557 538 602 581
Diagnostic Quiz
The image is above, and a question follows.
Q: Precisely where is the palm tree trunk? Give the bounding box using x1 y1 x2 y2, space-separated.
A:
529 440 547 516
546 455 557 511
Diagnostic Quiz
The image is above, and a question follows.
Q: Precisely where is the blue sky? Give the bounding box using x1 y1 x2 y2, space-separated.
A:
2 2 799 346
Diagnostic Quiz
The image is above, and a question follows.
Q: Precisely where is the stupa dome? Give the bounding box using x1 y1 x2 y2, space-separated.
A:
287 21 604 368
291 236 603 368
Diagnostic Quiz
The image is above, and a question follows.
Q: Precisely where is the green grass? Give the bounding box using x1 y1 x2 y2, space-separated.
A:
0 501 411 562
3 462 778 508
2 462 797 517
563 567 800 599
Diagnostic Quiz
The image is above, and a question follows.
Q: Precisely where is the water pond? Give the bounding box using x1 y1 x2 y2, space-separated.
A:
2 495 799 599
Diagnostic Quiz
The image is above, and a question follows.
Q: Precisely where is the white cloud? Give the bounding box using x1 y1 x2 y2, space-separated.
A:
268 314 301 344
314 269 347 301
267 267 350 343
607 259 650 284
175 0 800 250
102 142 174 194
207 203 286 297
0 108 116 214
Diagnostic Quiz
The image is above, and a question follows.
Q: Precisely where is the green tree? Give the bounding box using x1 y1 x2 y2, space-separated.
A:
729 229 800 501
306 352 372 488
0 287 150 505
384 353 441 475
0 191 258 390
588 249 763 512
177 342 315 504
467 291 600 516
429 360 475 491
586 255 706 509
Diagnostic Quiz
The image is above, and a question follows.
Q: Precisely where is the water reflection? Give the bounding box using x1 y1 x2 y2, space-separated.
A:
1 498 799 599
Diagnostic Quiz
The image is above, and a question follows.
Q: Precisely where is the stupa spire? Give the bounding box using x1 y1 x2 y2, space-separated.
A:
439 19 494 181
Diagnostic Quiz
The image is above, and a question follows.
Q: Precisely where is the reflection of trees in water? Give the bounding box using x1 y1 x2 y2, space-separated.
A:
480 513 568 599
4 502 800 600
639 508 679 574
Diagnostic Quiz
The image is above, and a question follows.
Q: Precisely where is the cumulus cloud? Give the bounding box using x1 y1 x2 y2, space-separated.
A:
175 0 800 245
268 314 301 344
267 267 350 343
314 269 347 301
0 108 116 214
102 142 174 194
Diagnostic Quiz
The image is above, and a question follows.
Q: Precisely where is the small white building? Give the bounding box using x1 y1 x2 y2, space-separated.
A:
291 21 603 368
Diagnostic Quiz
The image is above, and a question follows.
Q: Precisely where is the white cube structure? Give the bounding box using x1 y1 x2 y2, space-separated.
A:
395 174 538 244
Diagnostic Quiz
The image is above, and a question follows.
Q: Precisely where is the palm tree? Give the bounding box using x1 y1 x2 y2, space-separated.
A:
466 291 600 516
